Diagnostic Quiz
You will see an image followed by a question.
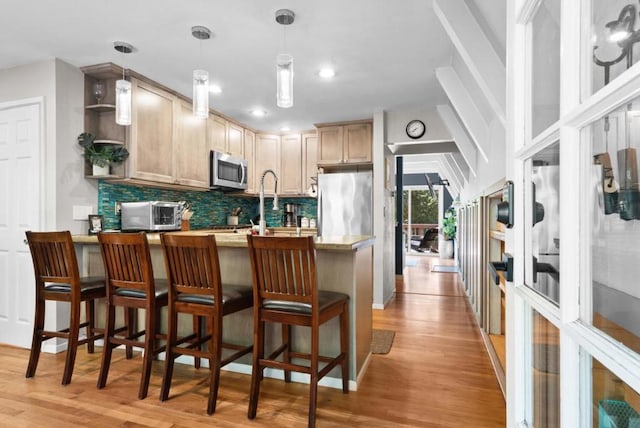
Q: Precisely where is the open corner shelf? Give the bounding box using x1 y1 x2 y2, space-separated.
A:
93 139 125 145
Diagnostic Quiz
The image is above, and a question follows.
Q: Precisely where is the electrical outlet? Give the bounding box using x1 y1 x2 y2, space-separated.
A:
114 201 121 215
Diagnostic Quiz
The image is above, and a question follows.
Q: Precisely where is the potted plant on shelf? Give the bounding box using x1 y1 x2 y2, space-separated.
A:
77 132 129 176
439 207 457 258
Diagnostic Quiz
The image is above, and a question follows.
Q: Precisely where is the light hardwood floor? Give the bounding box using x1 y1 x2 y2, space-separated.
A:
0 255 505 427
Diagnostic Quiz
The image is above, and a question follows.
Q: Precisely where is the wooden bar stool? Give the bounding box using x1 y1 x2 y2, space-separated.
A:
97 231 170 399
159 233 253 415
246 235 350 428
24 230 106 385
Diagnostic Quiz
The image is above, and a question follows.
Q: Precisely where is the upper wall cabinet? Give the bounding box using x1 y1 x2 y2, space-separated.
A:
254 134 280 194
208 114 244 158
243 129 256 194
280 134 303 195
175 99 208 188
129 78 176 184
316 120 372 166
302 132 318 194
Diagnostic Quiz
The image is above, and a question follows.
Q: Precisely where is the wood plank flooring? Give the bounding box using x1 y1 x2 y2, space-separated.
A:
0 255 505 427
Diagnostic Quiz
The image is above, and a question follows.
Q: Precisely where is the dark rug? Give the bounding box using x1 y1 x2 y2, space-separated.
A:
371 329 395 354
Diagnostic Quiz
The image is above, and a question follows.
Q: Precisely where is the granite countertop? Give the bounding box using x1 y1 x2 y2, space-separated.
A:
73 231 375 251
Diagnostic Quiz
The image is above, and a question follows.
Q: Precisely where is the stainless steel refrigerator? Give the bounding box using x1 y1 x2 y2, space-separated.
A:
317 171 372 236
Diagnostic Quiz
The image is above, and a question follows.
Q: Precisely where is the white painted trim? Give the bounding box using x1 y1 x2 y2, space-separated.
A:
516 0 543 25
436 67 490 163
433 0 506 124
437 104 478 177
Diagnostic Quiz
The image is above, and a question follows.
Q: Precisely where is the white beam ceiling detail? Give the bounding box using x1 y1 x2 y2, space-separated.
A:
433 0 506 125
437 103 479 176
438 155 462 194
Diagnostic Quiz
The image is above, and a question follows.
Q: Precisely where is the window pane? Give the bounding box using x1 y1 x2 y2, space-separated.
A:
533 310 560 428
525 142 560 305
531 0 561 137
590 1 640 96
586 98 640 353
587 352 640 427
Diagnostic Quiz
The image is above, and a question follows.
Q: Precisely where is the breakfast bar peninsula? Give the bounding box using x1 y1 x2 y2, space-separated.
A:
72 232 375 389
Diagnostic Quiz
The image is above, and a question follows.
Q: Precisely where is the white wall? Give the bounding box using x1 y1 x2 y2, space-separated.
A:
385 107 452 143
373 111 397 308
451 54 506 200
55 59 97 234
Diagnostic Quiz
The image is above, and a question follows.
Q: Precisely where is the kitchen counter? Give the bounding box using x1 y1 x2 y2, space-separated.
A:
73 231 374 251
72 231 374 390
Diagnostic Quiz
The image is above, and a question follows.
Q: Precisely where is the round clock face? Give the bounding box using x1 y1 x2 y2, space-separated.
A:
406 119 426 139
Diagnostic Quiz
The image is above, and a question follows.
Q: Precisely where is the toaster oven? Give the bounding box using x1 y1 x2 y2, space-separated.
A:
120 201 182 231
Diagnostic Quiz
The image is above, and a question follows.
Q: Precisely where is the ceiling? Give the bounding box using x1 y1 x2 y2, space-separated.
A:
0 0 454 133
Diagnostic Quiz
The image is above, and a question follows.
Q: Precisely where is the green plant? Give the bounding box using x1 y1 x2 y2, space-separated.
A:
442 207 457 240
77 132 129 167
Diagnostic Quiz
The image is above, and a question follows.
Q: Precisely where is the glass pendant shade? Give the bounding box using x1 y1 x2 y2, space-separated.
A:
276 54 293 108
193 69 209 118
115 79 132 126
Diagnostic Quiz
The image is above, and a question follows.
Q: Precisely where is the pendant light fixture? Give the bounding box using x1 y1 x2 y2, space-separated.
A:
275 9 294 108
113 41 133 126
191 25 211 118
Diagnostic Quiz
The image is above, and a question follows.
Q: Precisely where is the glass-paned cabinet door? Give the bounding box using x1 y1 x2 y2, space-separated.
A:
583 97 640 354
532 309 560 428
531 0 561 139
583 350 640 427
590 1 640 97
524 142 561 305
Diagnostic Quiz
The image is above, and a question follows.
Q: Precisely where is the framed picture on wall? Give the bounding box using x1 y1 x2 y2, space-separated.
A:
88 214 104 235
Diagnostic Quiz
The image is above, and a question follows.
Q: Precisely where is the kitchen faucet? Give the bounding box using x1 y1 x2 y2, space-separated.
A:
259 169 279 236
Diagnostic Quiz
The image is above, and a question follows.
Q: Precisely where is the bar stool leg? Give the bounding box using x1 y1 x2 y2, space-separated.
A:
340 302 350 393
206 315 223 415
308 327 320 428
282 323 292 383
86 300 96 354
25 295 45 379
138 304 157 399
62 298 81 385
160 302 178 402
97 302 116 389
248 319 265 419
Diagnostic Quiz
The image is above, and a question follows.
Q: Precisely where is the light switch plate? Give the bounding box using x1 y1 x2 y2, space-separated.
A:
72 205 94 220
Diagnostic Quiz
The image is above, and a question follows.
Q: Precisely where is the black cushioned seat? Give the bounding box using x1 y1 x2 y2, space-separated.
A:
114 279 169 299
263 290 349 314
44 276 105 294
177 284 253 306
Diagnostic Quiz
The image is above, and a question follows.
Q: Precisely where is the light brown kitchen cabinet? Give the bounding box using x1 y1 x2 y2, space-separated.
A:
302 132 318 193
317 126 344 165
207 114 244 158
227 122 244 158
129 78 176 184
254 134 280 194
316 120 372 166
207 114 227 154
174 99 208 188
244 129 256 194
280 134 303 194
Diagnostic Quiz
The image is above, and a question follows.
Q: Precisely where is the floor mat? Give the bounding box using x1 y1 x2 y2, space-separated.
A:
371 329 395 354
405 258 419 267
431 265 459 273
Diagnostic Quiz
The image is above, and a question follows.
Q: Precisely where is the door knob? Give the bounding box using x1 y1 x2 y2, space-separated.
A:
488 253 513 284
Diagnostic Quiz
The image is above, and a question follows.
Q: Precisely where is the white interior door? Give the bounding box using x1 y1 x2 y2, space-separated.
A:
0 100 42 348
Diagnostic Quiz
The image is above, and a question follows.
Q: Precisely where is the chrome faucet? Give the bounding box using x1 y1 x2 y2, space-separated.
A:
259 169 279 236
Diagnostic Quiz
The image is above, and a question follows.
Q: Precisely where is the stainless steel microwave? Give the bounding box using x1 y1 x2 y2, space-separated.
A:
120 201 182 231
210 151 248 191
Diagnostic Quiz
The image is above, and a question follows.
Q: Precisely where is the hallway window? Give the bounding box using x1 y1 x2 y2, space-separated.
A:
525 141 560 305
590 1 640 97
533 310 560 428
588 352 640 427
585 98 640 355
531 0 560 139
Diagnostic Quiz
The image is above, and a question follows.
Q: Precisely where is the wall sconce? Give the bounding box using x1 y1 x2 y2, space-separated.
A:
191 26 212 118
113 42 133 126
275 9 295 108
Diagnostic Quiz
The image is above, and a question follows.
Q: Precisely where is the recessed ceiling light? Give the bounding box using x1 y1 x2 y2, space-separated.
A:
250 109 267 117
280 126 291 132
318 68 335 79
209 84 222 94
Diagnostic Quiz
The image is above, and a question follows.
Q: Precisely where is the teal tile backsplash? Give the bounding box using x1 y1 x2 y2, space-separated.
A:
97 181 317 230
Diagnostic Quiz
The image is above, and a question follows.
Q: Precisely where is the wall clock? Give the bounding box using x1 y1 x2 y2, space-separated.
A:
406 119 426 139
